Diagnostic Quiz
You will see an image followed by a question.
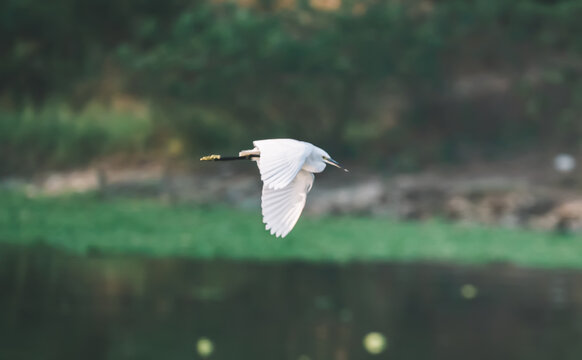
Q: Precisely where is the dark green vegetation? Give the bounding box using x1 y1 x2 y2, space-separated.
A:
3 0 582 174
1 191 580 267
0 104 153 174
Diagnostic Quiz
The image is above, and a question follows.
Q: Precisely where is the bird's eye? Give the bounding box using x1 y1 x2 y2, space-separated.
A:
322 156 328 160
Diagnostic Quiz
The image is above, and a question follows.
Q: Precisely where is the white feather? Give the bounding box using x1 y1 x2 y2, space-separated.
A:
253 139 312 190
261 170 314 238
203 138 343 237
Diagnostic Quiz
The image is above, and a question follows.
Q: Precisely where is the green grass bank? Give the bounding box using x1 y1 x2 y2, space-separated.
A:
0 191 580 268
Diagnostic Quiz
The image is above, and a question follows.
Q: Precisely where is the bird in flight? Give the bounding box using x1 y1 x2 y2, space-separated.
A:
200 138 348 238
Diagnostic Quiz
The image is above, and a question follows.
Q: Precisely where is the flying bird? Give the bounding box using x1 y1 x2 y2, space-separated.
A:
200 138 348 238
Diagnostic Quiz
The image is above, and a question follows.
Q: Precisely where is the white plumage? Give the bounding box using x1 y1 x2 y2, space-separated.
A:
203 138 346 238
261 169 314 238
251 139 312 190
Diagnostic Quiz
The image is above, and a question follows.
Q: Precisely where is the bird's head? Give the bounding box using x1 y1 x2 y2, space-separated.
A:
318 149 349 172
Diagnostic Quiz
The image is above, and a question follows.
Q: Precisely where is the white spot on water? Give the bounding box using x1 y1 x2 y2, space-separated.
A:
197 337 214 357
363 332 387 354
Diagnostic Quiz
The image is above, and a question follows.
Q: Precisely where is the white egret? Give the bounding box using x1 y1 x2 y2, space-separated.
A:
200 138 348 238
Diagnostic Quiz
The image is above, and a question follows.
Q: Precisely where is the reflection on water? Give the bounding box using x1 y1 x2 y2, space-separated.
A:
2 244 582 360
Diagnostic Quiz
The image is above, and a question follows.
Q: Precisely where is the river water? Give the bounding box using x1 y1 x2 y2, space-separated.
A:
1 244 582 359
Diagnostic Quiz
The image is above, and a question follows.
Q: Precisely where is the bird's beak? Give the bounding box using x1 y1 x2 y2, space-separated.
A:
324 157 349 172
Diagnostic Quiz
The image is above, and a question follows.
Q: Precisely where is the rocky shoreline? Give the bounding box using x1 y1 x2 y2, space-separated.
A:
4 157 582 233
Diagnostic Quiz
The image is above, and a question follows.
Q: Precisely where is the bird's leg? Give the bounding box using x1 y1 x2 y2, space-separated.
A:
200 154 259 161
200 148 260 161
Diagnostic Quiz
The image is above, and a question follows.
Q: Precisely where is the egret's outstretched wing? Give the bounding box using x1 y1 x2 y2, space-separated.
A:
253 139 311 190
261 170 314 238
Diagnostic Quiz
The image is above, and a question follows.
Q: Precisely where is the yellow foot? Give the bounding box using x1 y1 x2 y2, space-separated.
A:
200 154 221 161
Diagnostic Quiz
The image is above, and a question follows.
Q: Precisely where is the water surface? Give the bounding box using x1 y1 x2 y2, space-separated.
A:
1 244 582 359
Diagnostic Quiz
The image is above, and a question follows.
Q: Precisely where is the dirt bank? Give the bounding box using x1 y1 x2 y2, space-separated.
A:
5 153 582 232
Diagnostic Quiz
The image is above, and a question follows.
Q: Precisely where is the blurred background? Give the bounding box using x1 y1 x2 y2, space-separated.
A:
3 0 582 359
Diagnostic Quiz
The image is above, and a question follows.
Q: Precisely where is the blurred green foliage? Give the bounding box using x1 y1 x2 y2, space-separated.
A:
0 190 578 267
0 103 152 175
119 0 444 157
3 0 582 172
0 0 187 105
